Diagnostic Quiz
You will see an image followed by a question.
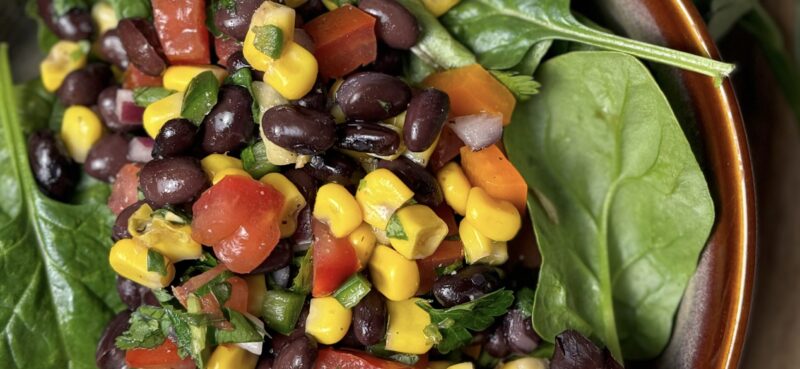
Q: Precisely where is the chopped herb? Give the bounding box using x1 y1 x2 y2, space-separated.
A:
367 343 421 365
152 288 174 303
181 71 220 125
253 25 284 59
194 270 234 297
515 287 535 317
133 87 175 107
435 259 463 277
115 306 167 350
332 274 372 308
386 214 408 240
290 247 313 295
214 308 266 344
147 249 168 276
358 179 367 191
490 70 541 101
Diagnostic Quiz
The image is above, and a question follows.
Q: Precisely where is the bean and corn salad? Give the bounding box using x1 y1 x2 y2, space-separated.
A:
28 0 583 368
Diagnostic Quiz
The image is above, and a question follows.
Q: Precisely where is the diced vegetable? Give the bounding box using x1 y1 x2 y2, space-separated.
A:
387 205 448 260
464 187 521 242
424 64 515 125
207 344 259 369
333 273 372 308
261 172 307 237
314 183 363 238
224 276 250 313
109 239 175 289
215 36 243 66
459 145 527 213
347 223 377 269
356 169 414 230
312 219 360 297
108 163 141 215
163 65 228 92
245 274 267 317
125 338 196 369
241 141 280 178
262 289 306 334
123 64 164 90
143 92 184 138
369 245 419 301
385 298 433 354
315 348 416 369
151 0 210 65
40 40 87 92
449 113 503 151
304 5 377 78
416 240 464 295
306 296 353 344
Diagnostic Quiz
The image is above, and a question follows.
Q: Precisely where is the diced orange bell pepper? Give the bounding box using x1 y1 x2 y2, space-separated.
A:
424 64 516 125
460 145 527 213
304 5 377 78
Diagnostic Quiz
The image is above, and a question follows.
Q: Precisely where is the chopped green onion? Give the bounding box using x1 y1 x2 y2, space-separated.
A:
241 141 280 178
332 273 372 308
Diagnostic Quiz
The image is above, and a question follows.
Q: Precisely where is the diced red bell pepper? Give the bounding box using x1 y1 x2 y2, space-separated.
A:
152 0 211 65
312 219 360 297
123 64 163 90
428 125 465 172
304 5 377 78
416 240 464 295
215 36 242 67
315 348 416 369
108 163 141 215
125 338 196 369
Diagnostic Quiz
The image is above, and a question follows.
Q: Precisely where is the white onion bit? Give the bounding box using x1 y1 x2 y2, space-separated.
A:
449 113 504 151
127 137 154 163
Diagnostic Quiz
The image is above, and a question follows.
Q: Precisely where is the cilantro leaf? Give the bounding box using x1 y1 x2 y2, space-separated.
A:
435 260 463 277
515 287 535 317
290 246 313 295
115 306 168 350
490 70 541 101
214 308 266 344
386 213 408 240
147 248 168 276
253 25 284 59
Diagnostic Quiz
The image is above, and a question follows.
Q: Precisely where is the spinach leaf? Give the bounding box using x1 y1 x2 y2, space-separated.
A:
0 46 123 369
182 71 220 126
107 0 152 19
505 52 714 362
25 0 59 51
394 0 476 70
706 0 755 39
53 0 88 15
134 87 175 107
442 0 735 80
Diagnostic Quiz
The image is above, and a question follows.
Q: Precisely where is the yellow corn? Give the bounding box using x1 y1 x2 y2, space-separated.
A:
109 239 175 289
91 2 118 35
421 0 461 17
385 298 433 354
212 168 252 184
261 173 307 237
245 1 296 63
458 219 508 265
305 296 352 345
356 169 415 230
429 362 452 369
262 137 298 166
313 183 363 238
466 187 521 242
437 163 471 216
263 42 318 100
252 81 289 121
128 204 203 262
163 65 228 92
348 223 377 269
388 205 448 260
245 274 267 317
40 40 87 92
369 245 419 301
201 154 244 180
403 133 439 167
61 105 104 163
207 344 259 369
501 358 548 369
143 92 184 138
447 363 474 369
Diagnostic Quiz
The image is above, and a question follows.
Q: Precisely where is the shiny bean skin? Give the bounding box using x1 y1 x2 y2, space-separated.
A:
403 88 449 152
503 310 540 354
214 0 265 41
335 122 400 156
284 168 319 204
27 130 79 201
95 310 131 369
248 240 292 274
226 51 265 80
98 29 129 69
377 157 442 206
112 201 145 241
290 206 313 250
57 63 113 107
116 274 159 309
296 0 327 23
293 79 328 112
84 133 131 182
201 86 254 153
262 105 336 155
335 72 411 121
433 266 502 307
139 156 209 207
117 18 168 76
368 44 403 75
37 0 93 41
256 355 274 369
153 119 198 158
274 329 318 369
485 324 510 358
353 290 387 346
306 151 365 187
97 86 132 132
358 0 419 49
271 265 292 289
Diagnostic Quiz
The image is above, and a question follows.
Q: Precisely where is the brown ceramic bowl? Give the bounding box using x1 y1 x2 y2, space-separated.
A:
593 1 756 368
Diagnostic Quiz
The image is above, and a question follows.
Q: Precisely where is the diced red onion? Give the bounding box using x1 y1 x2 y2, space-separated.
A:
116 89 145 125
294 28 315 53
449 113 504 151
127 137 154 163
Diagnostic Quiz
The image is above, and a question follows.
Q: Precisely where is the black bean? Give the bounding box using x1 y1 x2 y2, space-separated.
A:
97 86 129 132
112 201 145 242
116 275 159 309
367 44 403 75
550 330 623 369
256 355 274 369
403 88 449 152
95 310 131 369
296 0 326 22
290 206 313 250
27 129 79 201
353 290 387 346
306 151 365 187
200 85 254 153
433 266 502 307
117 18 168 76
262 105 336 155
503 310 540 354
485 324 510 358
336 72 411 121
84 133 131 183
57 63 113 107
139 157 209 207
377 157 442 206
274 330 318 369
338 326 365 349
293 79 328 112
335 122 400 156
214 0 265 41
358 0 419 49
284 168 319 204
98 29 129 69
227 51 265 80
37 0 93 41
270 265 292 289
248 240 292 274
153 119 198 159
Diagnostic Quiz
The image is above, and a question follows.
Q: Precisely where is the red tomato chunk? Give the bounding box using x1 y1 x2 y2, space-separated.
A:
304 5 377 79
152 0 211 65
125 338 196 369
312 219 360 297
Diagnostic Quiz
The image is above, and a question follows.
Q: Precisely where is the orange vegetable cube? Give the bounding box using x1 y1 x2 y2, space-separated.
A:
460 145 527 213
424 64 516 125
304 5 377 78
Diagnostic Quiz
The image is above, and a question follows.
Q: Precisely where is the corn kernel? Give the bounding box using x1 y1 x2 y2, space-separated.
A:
385 298 433 354
305 296 352 344
447 363 474 369
421 0 461 17
163 65 228 92
128 204 203 262
262 138 298 166
109 239 175 289
466 187 521 242
61 105 103 163
40 40 87 92
501 358 548 369
369 245 419 301
429 362 452 369
212 168 252 184
263 42 319 100
348 223 377 269
252 81 289 121
459 219 508 265
261 173 307 237
91 2 118 35
403 133 439 167
437 163 471 216
356 169 414 230
243 2 296 71
201 154 244 180
143 92 184 138
388 205 448 260
314 183 363 238
207 344 259 369
245 274 267 317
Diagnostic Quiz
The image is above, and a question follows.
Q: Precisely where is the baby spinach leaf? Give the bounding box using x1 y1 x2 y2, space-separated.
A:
442 0 735 80
394 0 476 70
182 71 220 126
133 87 175 107
505 52 714 362
706 0 755 39
0 46 123 369
25 0 59 51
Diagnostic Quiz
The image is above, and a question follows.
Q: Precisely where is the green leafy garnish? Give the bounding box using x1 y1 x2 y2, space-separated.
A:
490 70 540 101
386 213 408 240
515 287 535 317
182 71 220 125
107 0 153 20
214 308 266 344
115 306 168 350
147 248 169 276
417 289 514 353
290 247 313 295
194 270 234 297
253 25 284 59
394 0 476 70
53 0 88 16
133 87 175 107
435 259 463 276
367 343 420 365
26 0 59 51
